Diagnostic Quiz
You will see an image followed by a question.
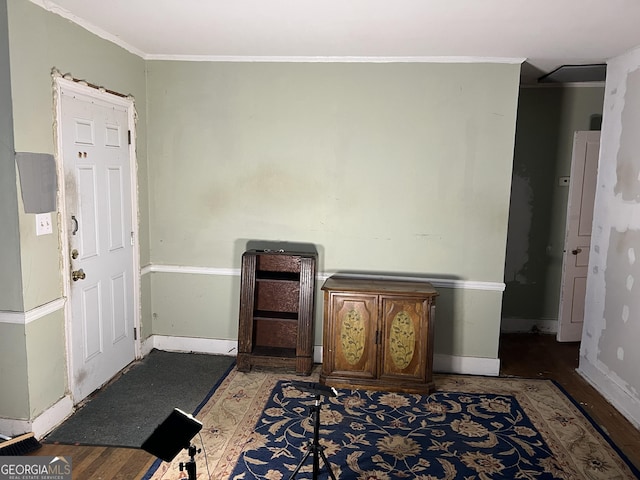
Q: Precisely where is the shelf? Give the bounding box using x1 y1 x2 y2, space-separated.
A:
256 271 300 281
255 279 300 313
251 346 296 358
254 316 298 350
253 311 298 321
237 249 317 375
256 254 301 273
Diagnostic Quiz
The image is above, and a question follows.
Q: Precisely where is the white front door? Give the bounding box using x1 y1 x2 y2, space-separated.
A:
58 80 138 402
557 131 600 342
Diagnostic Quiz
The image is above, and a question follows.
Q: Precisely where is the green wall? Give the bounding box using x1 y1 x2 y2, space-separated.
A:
503 86 604 327
26 311 66 418
0 323 28 419
8 0 148 311
0 0 22 312
0 0 26 422
146 61 520 358
0 0 147 421
1 0 522 426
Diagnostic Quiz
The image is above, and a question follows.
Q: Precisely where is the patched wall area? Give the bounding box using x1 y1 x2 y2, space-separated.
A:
614 69 640 202
600 229 640 392
581 46 640 427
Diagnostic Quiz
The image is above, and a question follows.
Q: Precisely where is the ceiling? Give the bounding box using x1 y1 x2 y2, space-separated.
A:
31 0 640 84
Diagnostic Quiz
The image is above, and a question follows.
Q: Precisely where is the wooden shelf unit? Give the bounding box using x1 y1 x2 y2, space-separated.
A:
237 249 317 375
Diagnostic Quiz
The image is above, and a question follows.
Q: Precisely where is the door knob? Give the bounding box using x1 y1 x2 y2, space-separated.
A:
72 269 86 281
571 248 582 255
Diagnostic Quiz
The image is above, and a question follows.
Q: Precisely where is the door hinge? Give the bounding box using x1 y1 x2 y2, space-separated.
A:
134 327 137 341
131 231 135 246
128 130 131 145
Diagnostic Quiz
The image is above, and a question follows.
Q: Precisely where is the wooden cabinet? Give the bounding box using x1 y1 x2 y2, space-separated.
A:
320 277 438 394
237 249 317 375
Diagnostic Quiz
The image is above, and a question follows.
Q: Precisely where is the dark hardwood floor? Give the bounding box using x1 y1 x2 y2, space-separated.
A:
28 333 640 478
28 444 155 479
499 332 640 471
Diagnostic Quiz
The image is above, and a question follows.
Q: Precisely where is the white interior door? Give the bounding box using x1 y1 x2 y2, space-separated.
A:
557 131 600 342
58 81 138 402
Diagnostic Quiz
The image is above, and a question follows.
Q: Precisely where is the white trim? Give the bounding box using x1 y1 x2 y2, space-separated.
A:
24 3 529 67
148 335 239 357
30 0 146 58
434 353 501 376
142 335 499 376
0 298 66 325
31 395 74 439
141 264 505 292
577 358 640 429
140 335 155 358
0 395 73 439
53 71 142 405
145 55 526 65
142 264 238 277
148 335 324 364
0 311 23 324
22 3 531 69
500 317 558 334
324 272 505 292
0 418 28 438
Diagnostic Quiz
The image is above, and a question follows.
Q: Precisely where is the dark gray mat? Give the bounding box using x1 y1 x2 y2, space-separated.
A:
44 350 235 448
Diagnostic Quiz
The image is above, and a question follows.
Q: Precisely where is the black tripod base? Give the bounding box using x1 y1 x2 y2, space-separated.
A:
178 444 200 480
288 441 337 480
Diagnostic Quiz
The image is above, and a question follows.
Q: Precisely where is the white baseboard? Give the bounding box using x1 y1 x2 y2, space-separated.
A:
577 357 640 430
434 353 500 376
142 335 499 376
143 335 324 363
500 317 558 334
0 395 73 440
148 335 239 356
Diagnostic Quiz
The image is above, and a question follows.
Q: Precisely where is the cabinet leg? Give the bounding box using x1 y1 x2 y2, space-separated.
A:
296 357 313 376
236 354 251 372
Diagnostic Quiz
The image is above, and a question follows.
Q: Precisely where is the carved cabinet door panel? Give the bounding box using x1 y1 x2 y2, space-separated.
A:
324 293 378 380
379 296 429 383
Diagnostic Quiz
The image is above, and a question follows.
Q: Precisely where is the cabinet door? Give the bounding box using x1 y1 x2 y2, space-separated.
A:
379 296 429 383
324 293 378 380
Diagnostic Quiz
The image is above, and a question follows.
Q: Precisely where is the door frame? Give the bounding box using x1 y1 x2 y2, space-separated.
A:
53 71 141 403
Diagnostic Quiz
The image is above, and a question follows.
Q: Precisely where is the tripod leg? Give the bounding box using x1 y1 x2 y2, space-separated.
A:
313 445 320 480
318 448 337 480
288 444 312 480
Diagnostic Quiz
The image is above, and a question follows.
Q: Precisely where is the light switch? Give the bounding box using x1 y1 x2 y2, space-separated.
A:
36 213 53 236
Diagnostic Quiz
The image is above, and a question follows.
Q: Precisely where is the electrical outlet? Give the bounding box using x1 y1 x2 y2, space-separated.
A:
36 213 53 236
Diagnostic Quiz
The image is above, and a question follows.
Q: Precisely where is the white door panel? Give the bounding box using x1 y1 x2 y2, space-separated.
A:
60 85 137 403
558 131 600 342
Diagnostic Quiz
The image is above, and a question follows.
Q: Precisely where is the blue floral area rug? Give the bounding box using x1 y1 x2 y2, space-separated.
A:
145 368 639 480
232 383 563 479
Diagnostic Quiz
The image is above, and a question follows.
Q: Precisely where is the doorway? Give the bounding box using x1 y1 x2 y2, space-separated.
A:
500 86 605 353
54 74 141 404
557 131 600 341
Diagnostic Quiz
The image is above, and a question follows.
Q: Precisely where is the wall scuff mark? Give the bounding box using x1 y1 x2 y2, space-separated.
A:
614 69 640 202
